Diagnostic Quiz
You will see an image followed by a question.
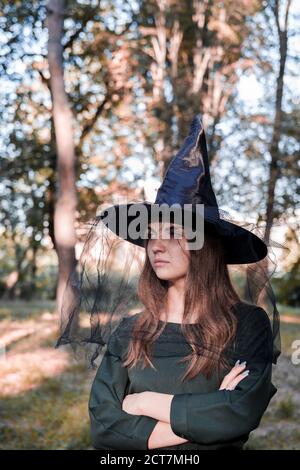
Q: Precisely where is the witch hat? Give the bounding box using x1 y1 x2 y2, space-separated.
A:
98 114 267 265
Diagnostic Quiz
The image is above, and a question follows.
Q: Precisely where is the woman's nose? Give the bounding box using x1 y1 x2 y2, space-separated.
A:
151 238 167 253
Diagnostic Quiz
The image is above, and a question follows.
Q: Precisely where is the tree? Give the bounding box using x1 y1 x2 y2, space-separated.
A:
46 0 77 314
132 0 265 174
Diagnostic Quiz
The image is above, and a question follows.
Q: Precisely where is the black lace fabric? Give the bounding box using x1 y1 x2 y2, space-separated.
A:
55 209 285 369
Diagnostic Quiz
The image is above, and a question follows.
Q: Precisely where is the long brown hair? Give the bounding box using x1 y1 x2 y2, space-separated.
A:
122 223 241 381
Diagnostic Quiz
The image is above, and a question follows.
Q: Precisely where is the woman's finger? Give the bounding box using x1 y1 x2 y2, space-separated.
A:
219 360 247 390
225 370 250 390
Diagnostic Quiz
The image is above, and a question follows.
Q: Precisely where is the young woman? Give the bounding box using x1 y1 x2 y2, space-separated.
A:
57 114 279 450
88 220 277 450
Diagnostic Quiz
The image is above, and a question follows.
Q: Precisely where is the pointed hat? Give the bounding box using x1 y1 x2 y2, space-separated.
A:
98 114 267 264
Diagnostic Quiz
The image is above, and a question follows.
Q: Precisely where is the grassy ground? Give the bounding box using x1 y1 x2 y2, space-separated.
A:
0 300 299 450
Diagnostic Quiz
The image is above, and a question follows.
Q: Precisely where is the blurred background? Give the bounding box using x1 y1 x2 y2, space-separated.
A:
0 0 299 450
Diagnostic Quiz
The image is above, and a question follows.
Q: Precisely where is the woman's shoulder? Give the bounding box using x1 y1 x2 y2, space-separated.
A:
229 301 273 363
231 301 271 328
115 311 143 333
106 312 142 356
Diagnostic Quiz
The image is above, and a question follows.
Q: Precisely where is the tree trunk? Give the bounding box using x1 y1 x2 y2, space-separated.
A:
264 0 291 245
245 0 291 310
46 0 78 318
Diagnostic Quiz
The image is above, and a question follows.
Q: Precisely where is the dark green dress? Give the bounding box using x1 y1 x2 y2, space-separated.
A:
89 302 277 450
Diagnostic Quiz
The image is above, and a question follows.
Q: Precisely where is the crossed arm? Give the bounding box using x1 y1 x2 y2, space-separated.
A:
139 392 188 449
122 362 249 449
123 391 189 449
90 348 274 450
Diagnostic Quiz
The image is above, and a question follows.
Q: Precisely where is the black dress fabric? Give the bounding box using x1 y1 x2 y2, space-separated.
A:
88 301 277 450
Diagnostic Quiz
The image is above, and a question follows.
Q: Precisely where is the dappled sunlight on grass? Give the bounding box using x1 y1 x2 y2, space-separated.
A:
0 300 57 321
0 319 58 350
278 304 300 318
0 300 96 449
0 348 70 397
0 366 93 449
280 322 300 356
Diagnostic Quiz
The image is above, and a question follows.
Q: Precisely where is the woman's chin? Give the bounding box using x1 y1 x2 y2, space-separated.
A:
153 267 171 280
154 269 177 281
156 274 170 281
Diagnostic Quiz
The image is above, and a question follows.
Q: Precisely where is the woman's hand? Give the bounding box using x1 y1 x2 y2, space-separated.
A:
122 392 146 415
219 360 249 391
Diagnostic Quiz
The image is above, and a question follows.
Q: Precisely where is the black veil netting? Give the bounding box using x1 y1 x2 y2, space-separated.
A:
54 204 287 370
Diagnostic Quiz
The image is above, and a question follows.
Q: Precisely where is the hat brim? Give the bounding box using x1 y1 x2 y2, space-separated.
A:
97 203 267 265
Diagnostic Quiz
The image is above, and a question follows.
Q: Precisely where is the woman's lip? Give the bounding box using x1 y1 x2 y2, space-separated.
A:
154 260 169 265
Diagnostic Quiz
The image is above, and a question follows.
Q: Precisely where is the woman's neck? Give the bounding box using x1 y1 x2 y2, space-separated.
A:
166 280 184 319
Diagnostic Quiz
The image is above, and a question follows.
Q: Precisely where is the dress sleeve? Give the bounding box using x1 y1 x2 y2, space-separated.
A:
169 306 278 445
88 320 158 450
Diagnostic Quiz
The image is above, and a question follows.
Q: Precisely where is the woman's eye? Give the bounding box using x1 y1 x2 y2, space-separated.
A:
169 227 181 237
146 227 182 238
165 227 180 238
147 230 156 238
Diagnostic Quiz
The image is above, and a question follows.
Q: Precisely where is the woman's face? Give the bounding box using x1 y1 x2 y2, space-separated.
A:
146 221 190 282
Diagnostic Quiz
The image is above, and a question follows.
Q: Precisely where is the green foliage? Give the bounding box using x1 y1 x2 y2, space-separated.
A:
276 396 295 420
272 269 300 307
